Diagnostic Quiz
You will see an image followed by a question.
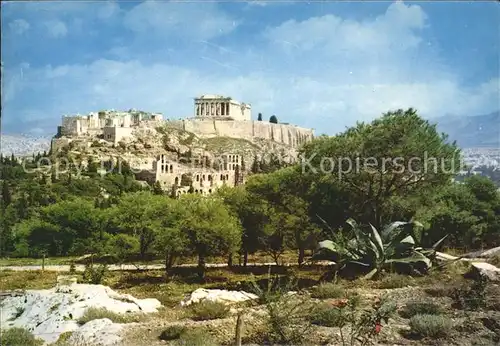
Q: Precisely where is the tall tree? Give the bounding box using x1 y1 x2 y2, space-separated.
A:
111 191 163 259
2 181 11 208
176 194 241 278
300 108 462 229
217 186 269 266
246 167 321 264
258 113 263 121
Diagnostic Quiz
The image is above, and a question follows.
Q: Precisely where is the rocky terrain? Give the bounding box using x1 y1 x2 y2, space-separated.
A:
52 124 298 172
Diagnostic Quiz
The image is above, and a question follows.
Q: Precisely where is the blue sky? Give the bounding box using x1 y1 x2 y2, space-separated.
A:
2 0 499 136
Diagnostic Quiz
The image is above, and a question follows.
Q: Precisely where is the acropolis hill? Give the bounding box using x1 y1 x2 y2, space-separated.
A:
51 95 315 195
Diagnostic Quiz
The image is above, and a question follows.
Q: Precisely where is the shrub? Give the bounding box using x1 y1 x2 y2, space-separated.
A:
400 301 445 318
0 328 43 346
250 273 315 345
172 329 218 346
409 314 453 338
78 307 141 325
309 304 344 327
310 283 344 299
159 325 186 341
187 300 230 321
82 263 107 284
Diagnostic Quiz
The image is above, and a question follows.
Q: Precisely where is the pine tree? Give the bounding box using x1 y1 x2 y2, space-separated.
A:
258 113 263 121
2 181 11 208
51 169 58 183
153 181 163 195
251 155 260 174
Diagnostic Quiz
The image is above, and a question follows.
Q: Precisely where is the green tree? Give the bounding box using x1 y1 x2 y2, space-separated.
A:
300 108 462 229
105 234 140 264
246 167 321 264
153 181 163 195
2 180 12 208
111 191 163 259
153 198 189 276
176 194 242 278
269 115 278 124
258 113 263 121
217 185 269 266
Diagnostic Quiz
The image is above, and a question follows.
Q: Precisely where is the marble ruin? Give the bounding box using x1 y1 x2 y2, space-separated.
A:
54 95 315 196
137 153 244 196
58 109 163 144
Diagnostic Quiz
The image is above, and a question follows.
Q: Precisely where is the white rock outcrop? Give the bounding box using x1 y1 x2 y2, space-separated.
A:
181 288 258 306
67 318 125 346
0 283 162 345
467 262 500 282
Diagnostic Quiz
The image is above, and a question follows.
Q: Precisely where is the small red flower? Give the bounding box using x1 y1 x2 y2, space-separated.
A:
374 323 382 334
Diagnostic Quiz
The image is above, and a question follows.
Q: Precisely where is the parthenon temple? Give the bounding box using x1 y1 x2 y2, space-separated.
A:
194 95 251 121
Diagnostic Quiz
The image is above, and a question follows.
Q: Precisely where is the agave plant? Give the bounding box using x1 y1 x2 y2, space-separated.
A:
312 218 447 279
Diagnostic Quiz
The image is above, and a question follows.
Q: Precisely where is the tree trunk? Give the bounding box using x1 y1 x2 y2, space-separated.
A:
197 253 206 279
243 251 248 267
227 253 233 267
164 255 170 278
298 247 305 266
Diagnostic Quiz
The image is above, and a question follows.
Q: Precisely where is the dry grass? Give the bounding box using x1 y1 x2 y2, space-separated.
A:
0 270 60 290
310 282 345 299
186 300 230 321
77 307 143 325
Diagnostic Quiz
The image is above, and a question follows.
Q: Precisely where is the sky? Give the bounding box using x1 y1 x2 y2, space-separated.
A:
2 0 499 136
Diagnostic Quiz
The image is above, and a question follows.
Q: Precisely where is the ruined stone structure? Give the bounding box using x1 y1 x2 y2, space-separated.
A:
58 109 163 144
53 94 314 196
194 95 251 121
136 153 244 196
167 95 314 149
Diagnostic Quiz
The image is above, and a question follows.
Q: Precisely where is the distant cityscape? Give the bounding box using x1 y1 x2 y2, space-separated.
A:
457 148 500 187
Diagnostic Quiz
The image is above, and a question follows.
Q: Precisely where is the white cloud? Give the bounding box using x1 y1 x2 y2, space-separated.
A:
44 20 68 38
9 19 30 34
123 0 238 40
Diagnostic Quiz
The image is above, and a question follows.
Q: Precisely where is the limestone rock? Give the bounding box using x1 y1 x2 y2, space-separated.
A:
181 288 258 306
0 284 162 344
68 318 124 346
466 262 500 282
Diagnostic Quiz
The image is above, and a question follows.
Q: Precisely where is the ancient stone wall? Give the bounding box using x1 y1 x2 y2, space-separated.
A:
164 119 314 148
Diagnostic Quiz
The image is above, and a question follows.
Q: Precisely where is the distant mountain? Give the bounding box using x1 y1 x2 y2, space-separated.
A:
1 134 51 157
431 111 500 148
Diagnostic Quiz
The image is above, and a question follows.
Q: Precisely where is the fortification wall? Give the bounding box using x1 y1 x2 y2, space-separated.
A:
162 119 314 148
184 119 218 136
215 120 254 139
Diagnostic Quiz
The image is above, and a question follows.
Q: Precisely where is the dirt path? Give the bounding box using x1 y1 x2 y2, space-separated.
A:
0 262 306 272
